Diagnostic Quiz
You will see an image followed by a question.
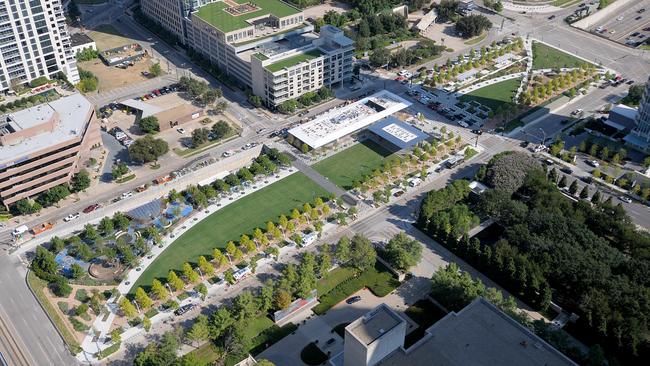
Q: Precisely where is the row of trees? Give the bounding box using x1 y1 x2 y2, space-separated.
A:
190 120 233 147
0 91 61 113
13 170 91 215
520 66 595 106
178 76 224 108
369 39 446 68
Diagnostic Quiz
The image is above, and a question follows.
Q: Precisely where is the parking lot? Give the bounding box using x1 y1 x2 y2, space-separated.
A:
592 0 650 47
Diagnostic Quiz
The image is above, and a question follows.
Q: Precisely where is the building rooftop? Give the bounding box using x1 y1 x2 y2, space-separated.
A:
70 33 95 48
379 298 577 366
0 93 93 165
289 90 411 149
265 48 322 72
347 304 405 346
367 116 429 150
194 0 301 33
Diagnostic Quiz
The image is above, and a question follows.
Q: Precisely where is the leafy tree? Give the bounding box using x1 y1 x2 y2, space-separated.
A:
211 120 232 139
621 83 645 106
369 48 390 67
274 289 292 310
99 217 114 235
485 152 541 193
233 291 258 320
143 316 152 332
135 287 154 309
579 186 589 199
558 175 567 188
198 256 215 277
70 263 85 279
349 234 376 271
437 0 460 21
191 128 209 146
183 262 200 283
71 169 91 192
568 180 579 195
383 232 422 271
128 135 169 163
83 224 98 241
113 212 130 231
111 162 129 180
138 116 160 134
591 190 601 204
335 236 351 263
151 279 168 301
258 280 275 313
119 297 138 318
13 198 41 215
186 314 210 346
110 329 122 344
167 270 184 291
149 62 163 77
209 307 234 340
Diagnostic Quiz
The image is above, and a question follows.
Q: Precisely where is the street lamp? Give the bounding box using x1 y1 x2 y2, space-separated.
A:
165 283 173 295
539 128 546 145
132 299 140 314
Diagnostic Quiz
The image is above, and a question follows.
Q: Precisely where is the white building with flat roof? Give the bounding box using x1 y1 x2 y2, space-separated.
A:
288 90 411 149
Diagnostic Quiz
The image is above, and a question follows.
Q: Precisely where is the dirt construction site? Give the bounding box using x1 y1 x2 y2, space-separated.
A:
79 24 165 92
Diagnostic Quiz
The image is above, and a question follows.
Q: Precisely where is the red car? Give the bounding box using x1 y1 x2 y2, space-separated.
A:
83 204 100 214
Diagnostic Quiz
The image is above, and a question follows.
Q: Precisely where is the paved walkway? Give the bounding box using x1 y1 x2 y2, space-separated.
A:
290 157 350 200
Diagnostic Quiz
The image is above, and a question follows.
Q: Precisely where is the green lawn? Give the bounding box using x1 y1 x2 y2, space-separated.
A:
195 0 301 33
266 49 323 72
131 173 329 293
460 78 521 111
531 41 591 70
313 262 400 315
313 140 393 190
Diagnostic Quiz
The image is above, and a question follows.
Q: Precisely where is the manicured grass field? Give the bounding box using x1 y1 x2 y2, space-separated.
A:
460 78 521 111
313 140 393 190
531 41 590 70
131 173 328 292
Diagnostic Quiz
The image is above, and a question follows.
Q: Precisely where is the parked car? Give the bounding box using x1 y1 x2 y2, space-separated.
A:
121 191 134 199
174 304 196 316
619 196 632 203
64 212 80 222
587 160 600 167
471 129 483 135
346 296 362 304
177 128 186 134
560 167 573 174
393 190 405 197
83 204 101 213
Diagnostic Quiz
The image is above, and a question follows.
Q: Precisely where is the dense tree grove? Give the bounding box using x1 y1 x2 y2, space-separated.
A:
456 14 492 38
420 151 650 362
484 151 541 193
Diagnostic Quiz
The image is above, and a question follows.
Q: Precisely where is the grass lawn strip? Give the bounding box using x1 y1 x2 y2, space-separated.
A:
131 172 329 293
265 49 323 72
27 272 81 353
459 78 521 111
531 41 592 70
313 140 394 190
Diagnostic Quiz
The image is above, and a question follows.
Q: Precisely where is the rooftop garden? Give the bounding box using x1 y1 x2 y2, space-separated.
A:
194 0 301 33
265 49 322 73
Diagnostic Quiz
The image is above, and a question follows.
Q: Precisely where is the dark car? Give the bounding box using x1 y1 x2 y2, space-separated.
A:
626 80 635 85
174 304 195 316
346 296 362 304
83 204 101 213
548 15 556 20
520 141 530 148
560 167 573 175
471 129 483 135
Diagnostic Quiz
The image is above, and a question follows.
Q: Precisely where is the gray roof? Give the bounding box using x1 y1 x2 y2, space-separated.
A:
367 116 429 150
70 33 95 48
346 304 405 346
379 298 577 366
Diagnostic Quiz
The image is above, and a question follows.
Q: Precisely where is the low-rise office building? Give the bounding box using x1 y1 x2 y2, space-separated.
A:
0 93 101 208
140 0 354 107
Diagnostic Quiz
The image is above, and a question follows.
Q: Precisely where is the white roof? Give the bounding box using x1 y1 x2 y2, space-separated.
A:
288 90 411 148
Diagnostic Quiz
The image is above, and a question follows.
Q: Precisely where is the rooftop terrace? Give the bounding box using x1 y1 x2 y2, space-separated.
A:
265 48 322 72
194 0 301 33
288 90 411 149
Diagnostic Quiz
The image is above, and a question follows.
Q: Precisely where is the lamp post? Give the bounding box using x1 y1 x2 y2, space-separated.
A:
539 127 547 145
132 300 140 314
165 283 173 295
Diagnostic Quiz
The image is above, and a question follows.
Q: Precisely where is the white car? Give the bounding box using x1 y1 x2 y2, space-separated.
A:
617 16 624 21
64 213 80 222
121 191 133 199
587 160 599 167
222 150 234 157
177 128 186 134
619 196 632 203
